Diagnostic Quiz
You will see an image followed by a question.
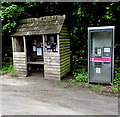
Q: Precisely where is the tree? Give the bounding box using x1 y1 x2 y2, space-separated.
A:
2 2 120 59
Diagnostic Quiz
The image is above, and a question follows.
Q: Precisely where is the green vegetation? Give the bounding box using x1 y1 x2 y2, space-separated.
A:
73 67 88 83
72 66 120 86
63 67 120 96
114 68 120 86
60 82 68 88
1 62 18 77
2 2 120 59
2 62 13 72
11 71 18 77
58 78 119 97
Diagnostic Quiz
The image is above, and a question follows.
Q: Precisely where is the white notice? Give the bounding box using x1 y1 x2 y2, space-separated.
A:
96 68 101 73
104 48 110 52
98 49 101 55
37 48 42 56
33 46 36 52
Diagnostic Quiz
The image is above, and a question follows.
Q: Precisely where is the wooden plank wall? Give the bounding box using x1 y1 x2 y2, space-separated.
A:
13 52 27 77
44 52 61 80
59 25 71 78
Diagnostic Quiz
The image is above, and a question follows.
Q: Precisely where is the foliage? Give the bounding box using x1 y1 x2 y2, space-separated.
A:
2 2 120 59
73 66 120 87
73 67 88 83
75 73 88 83
11 71 18 77
60 82 67 88
65 79 118 97
2 62 13 72
114 68 120 86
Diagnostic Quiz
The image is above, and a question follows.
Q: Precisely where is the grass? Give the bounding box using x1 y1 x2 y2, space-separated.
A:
1 62 13 74
60 82 68 88
57 78 119 97
11 71 18 77
1 62 18 77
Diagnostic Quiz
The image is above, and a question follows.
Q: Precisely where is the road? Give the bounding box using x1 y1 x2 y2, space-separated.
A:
1 72 118 115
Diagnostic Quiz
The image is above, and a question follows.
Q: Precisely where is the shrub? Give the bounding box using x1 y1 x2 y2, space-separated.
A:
114 68 120 86
75 73 88 83
73 67 88 83
2 62 13 72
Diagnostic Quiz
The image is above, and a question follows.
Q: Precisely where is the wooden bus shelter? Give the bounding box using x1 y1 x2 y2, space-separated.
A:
11 15 71 80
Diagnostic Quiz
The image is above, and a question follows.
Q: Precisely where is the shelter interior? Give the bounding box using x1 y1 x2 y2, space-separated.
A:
13 34 59 76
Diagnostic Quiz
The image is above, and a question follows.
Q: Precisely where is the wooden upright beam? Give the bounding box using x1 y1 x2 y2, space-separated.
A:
11 37 15 52
23 36 26 53
42 35 45 53
57 34 59 54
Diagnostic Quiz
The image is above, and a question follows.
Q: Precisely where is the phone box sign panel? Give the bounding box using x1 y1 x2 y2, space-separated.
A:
88 26 115 84
90 58 112 62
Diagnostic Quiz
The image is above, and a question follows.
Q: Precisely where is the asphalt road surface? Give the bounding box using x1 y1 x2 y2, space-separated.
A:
1 72 118 115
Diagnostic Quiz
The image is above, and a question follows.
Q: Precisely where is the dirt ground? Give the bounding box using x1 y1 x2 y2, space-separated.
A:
0 72 118 115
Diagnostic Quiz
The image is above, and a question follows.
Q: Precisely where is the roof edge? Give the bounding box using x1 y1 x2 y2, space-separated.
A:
20 14 66 23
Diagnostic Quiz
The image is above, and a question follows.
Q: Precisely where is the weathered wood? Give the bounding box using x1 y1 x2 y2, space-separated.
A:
59 41 70 44
42 34 45 55
60 55 70 59
60 30 69 33
60 48 70 52
60 61 70 67
14 38 17 52
57 34 60 54
45 62 60 66
61 26 67 30
14 70 27 75
44 60 60 64
60 51 70 56
60 69 70 77
23 36 26 53
60 62 70 67
13 52 26 57
13 51 27 77
61 64 70 70
59 47 70 50
14 66 27 69
27 62 44 65
13 61 26 64
14 63 26 66
60 65 70 71
44 52 59 57
44 66 60 69
61 68 70 75
59 35 69 38
44 70 60 74
59 44 70 47
60 57 70 63
59 39 70 42
61 63 70 69
60 33 69 36
59 25 70 79
44 74 60 78
12 37 15 52
14 68 27 71
13 58 27 61
44 76 61 80
60 53 70 57
44 56 60 59
60 49 70 52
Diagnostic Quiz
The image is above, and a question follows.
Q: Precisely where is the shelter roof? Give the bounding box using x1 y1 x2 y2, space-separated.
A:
11 15 65 36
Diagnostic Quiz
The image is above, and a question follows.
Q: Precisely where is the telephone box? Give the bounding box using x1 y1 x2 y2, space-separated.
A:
88 26 115 84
